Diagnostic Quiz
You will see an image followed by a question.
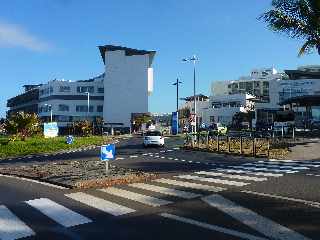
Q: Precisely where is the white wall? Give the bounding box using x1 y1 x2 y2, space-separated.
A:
103 50 152 127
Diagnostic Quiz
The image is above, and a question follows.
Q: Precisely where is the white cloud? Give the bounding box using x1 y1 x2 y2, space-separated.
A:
0 21 51 52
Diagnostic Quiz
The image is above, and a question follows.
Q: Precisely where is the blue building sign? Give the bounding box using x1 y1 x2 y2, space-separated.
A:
171 111 179 135
101 144 116 161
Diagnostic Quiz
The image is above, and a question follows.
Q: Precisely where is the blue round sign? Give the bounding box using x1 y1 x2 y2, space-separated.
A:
66 135 74 144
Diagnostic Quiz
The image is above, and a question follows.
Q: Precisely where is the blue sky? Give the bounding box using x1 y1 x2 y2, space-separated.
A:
1 0 319 117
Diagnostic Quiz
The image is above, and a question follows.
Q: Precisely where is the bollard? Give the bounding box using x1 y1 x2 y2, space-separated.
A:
206 132 209 148
217 135 220 152
240 136 243 155
228 136 231 153
267 138 270 157
292 127 295 141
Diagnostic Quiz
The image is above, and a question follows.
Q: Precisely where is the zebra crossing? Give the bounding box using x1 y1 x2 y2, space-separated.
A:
2 159 320 239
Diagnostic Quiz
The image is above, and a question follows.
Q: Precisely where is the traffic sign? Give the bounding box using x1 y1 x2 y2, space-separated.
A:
101 144 115 161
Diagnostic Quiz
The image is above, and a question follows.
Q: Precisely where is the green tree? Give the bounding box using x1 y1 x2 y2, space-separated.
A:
5 111 41 140
260 0 320 56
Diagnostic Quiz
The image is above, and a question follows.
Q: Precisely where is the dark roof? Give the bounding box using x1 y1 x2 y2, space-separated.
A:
181 94 209 102
98 45 156 65
280 95 320 106
284 70 320 80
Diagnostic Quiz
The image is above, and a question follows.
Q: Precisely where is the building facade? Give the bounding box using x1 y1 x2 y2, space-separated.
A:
38 74 104 127
7 45 156 133
99 45 156 129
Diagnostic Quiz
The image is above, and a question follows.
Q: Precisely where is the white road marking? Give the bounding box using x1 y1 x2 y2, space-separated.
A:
173 147 179 150
306 173 320 177
168 157 173 160
129 183 201 199
241 190 320 208
160 150 166 153
258 161 320 168
175 175 249 187
167 150 173 152
242 163 309 170
174 158 179 161
154 178 226 192
25 198 91 227
230 166 298 173
129 155 138 158
203 194 312 240
99 187 172 207
269 159 320 164
195 171 267 182
0 205 35 240
160 213 268 240
216 168 283 177
181 160 186 162
142 153 148 156
116 157 124 160
0 174 67 189
65 192 135 216
161 156 165 159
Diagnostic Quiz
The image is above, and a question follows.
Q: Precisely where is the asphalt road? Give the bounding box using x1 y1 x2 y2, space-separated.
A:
0 135 320 240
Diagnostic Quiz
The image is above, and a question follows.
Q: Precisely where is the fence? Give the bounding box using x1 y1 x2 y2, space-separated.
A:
184 130 294 157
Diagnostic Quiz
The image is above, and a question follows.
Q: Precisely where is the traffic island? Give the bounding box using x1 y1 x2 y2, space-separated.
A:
0 159 157 189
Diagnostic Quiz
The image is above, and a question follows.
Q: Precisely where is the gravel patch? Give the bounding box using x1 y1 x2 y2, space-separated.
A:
0 159 157 189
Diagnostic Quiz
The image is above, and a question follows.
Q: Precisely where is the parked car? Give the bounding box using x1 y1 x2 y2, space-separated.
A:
143 130 164 147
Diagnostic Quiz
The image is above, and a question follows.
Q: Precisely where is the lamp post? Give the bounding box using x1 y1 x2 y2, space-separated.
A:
172 78 182 112
85 92 90 121
44 104 52 122
182 55 199 134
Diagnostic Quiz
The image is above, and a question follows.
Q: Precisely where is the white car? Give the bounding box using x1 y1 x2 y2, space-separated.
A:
143 130 164 147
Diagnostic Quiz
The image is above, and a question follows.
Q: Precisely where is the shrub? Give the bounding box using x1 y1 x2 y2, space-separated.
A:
4 112 41 141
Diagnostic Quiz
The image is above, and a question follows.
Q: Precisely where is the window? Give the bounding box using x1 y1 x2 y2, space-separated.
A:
59 86 71 92
77 86 94 93
97 105 103 112
210 116 215 122
76 105 94 112
263 81 269 88
58 104 69 111
97 88 104 93
57 115 70 122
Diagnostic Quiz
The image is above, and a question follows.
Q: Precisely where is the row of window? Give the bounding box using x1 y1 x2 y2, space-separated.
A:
39 85 104 95
39 104 103 113
211 101 243 108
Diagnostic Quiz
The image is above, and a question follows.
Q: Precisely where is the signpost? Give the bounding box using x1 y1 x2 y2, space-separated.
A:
101 144 115 174
171 111 179 135
43 122 59 138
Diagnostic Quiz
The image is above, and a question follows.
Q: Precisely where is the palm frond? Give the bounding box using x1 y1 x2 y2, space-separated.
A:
298 39 318 56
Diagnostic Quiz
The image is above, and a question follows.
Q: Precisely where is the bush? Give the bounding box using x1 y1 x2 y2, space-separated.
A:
74 120 93 136
5 112 41 141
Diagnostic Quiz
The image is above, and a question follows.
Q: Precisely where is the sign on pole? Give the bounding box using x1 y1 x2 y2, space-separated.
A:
43 122 59 138
101 144 116 173
171 111 179 135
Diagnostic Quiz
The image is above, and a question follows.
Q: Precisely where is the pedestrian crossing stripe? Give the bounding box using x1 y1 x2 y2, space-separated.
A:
154 178 226 192
215 168 283 177
99 187 173 207
65 192 135 216
25 198 92 227
0 205 35 240
129 183 202 199
175 175 249 187
230 166 298 173
257 161 320 168
194 171 268 182
242 163 309 170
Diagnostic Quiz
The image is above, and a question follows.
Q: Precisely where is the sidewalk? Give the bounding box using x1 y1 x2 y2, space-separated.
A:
285 138 320 160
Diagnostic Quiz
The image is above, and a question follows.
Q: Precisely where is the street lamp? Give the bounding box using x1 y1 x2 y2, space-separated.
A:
172 78 182 112
44 104 53 122
84 92 90 121
182 55 199 134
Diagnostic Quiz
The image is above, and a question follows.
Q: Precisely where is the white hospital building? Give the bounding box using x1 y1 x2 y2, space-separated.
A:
7 45 156 132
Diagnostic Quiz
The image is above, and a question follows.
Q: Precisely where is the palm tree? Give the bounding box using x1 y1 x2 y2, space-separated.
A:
260 0 320 56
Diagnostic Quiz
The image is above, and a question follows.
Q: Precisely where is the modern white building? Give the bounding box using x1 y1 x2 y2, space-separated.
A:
203 94 255 125
38 74 104 127
98 45 156 129
7 45 156 133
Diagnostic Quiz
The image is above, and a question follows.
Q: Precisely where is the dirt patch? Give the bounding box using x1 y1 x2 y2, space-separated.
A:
0 159 157 189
